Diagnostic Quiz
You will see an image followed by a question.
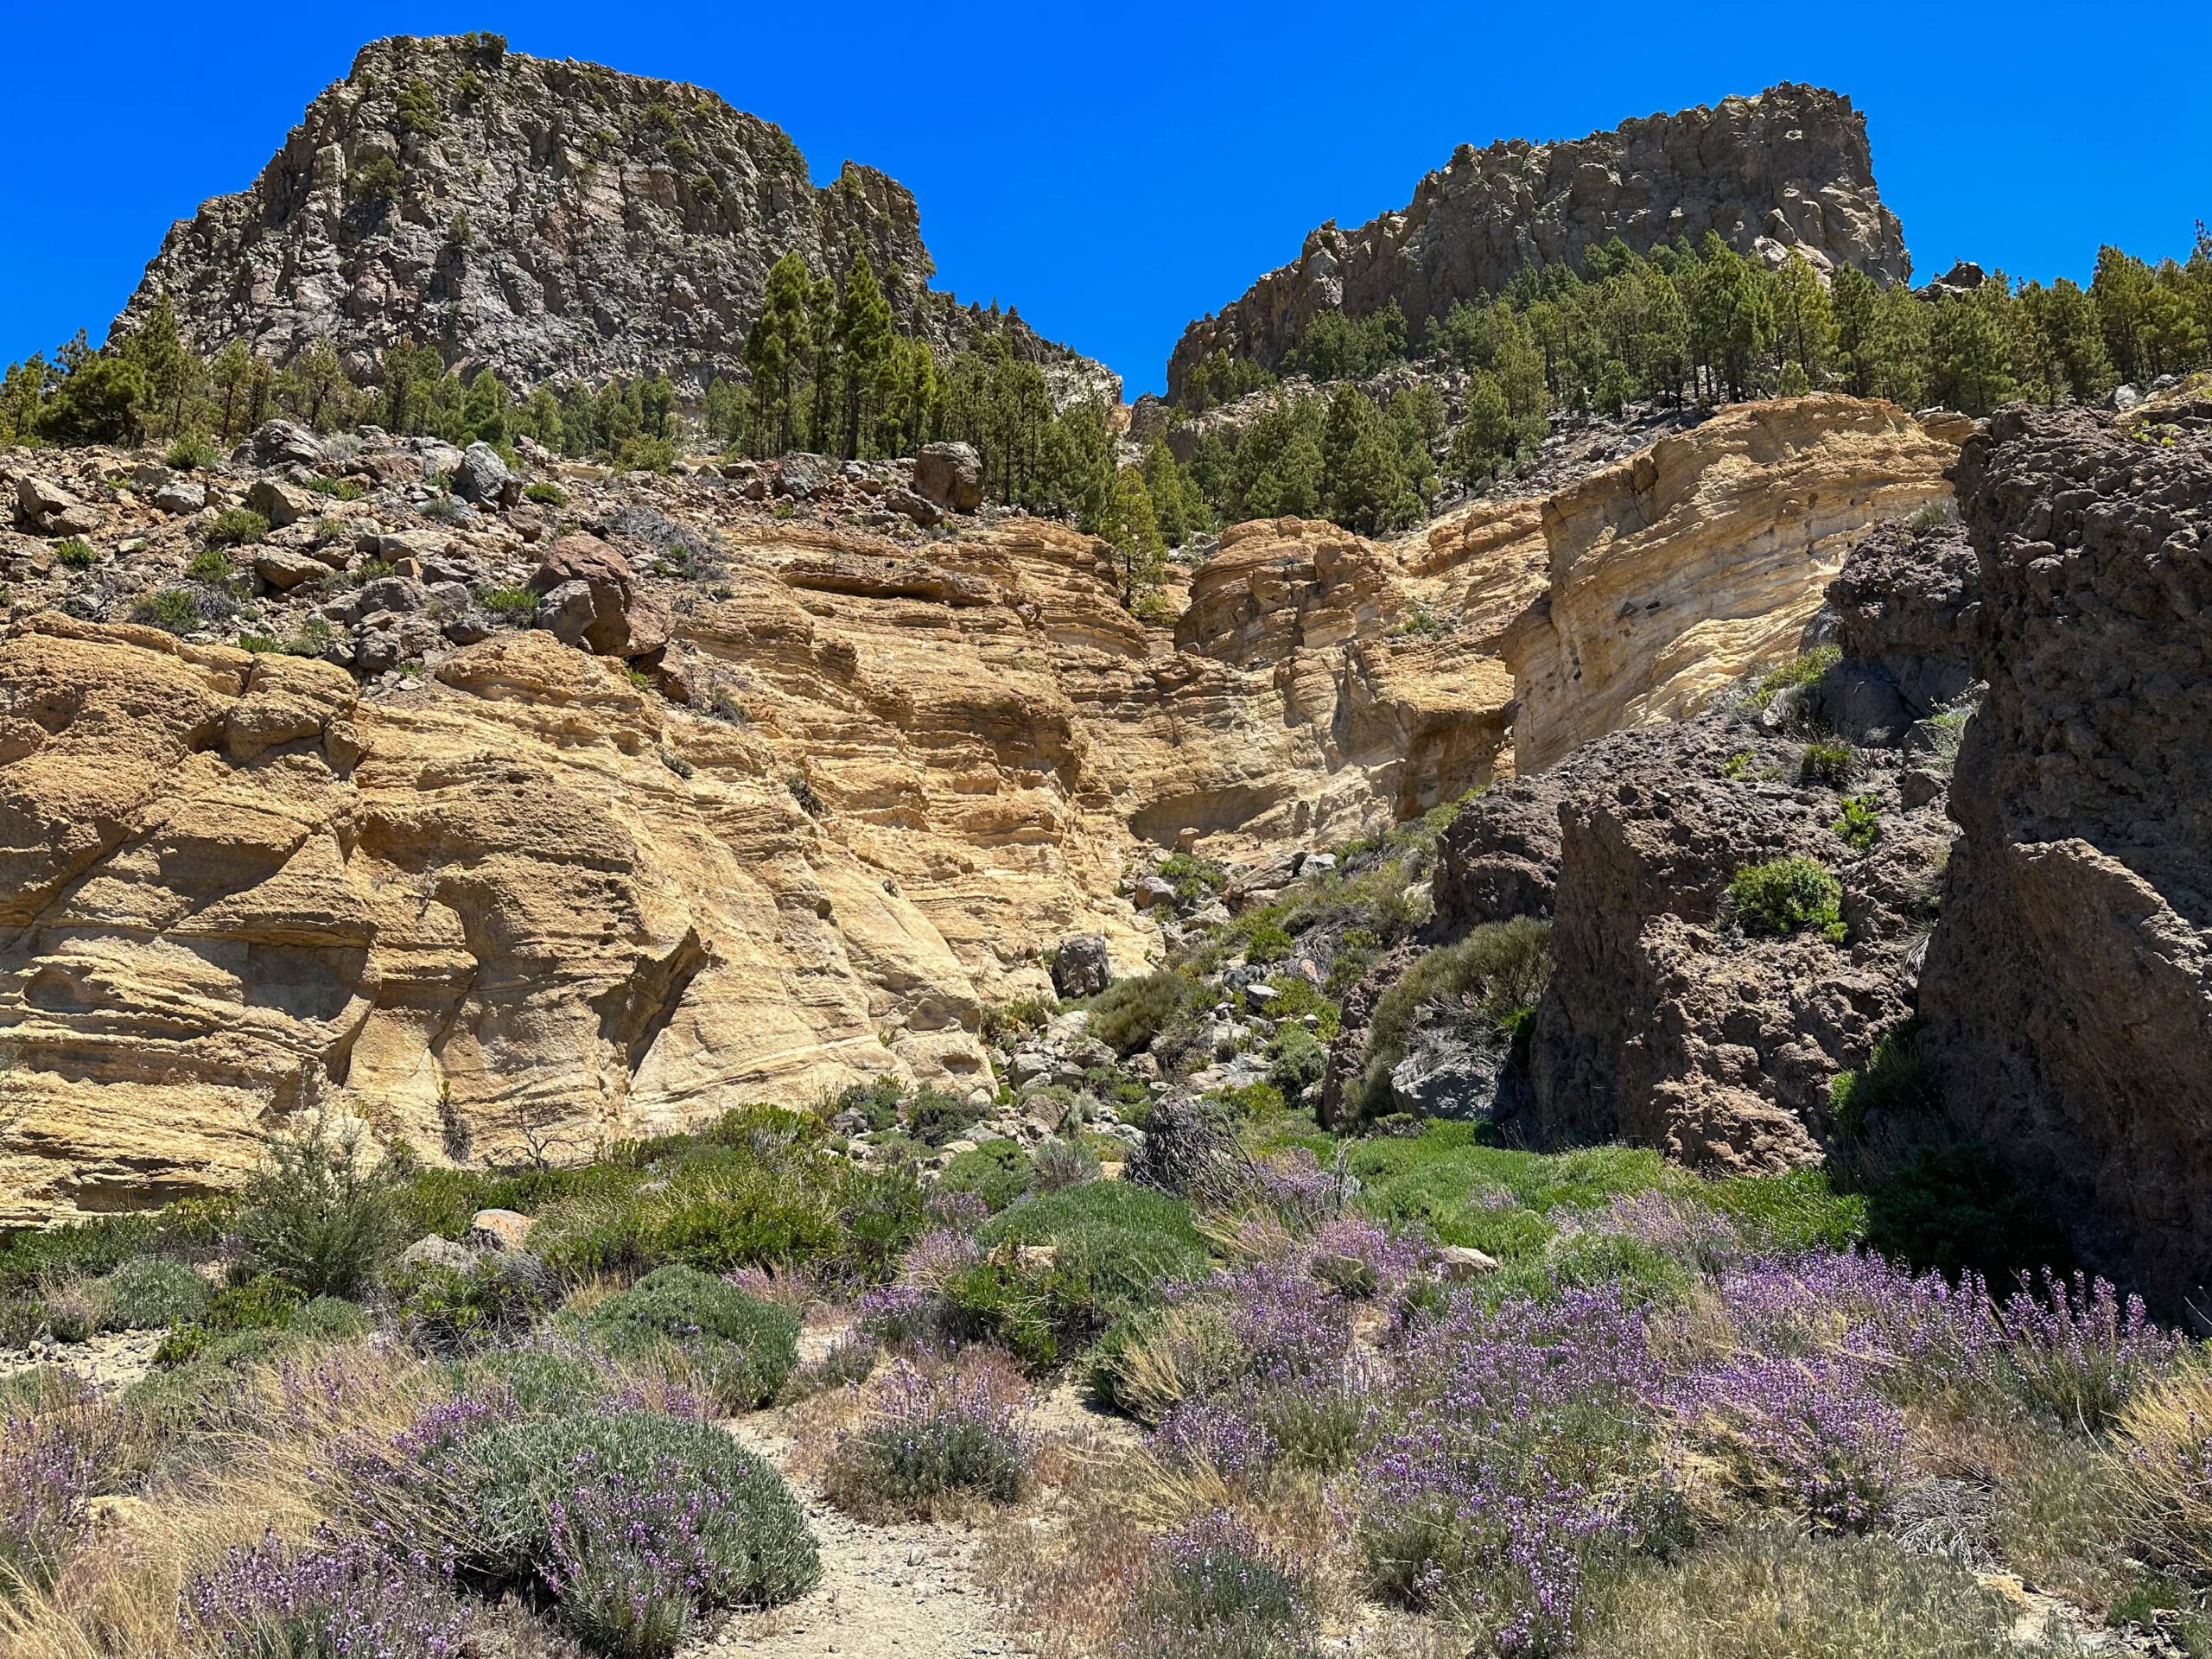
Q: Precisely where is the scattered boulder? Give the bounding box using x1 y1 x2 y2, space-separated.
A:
1051 933 1110 999
397 1234 476 1273
526 534 670 658
452 441 512 506
245 478 314 529
14 474 93 536
253 548 329 591
887 488 944 528
153 480 207 515
467 1208 537 1252
912 442 983 514
248 419 327 469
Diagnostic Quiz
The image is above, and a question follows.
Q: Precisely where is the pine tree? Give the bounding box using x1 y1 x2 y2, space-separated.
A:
835 252 895 460
1141 439 1207 547
39 347 146 446
1771 251 1838 390
1320 384 1412 535
291 337 355 433
1448 374 1518 486
1929 289 2019 416
118 294 196 439
210 340 257 439
0 354 51 445
1100 466 1166 613
746 251 814 456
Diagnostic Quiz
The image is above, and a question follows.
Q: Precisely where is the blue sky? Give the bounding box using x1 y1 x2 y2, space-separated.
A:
5 2 2207 396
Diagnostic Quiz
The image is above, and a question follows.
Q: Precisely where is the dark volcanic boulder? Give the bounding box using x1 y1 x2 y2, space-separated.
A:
1529 716 1948 1172
1819 517 1981 745
1920 401 2212 1307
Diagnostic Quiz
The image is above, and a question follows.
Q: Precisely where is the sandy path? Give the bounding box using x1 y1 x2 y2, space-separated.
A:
705 1411 1028 1659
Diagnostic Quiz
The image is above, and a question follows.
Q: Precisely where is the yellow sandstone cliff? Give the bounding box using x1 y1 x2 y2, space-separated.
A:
0 395 1963 1223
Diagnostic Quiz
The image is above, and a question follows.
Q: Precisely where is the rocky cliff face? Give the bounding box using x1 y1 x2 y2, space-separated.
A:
116 35 1104 400
1503 396 1961 770
1166 84 1908 399
0 389 1961 1223
1921 401 2212 1308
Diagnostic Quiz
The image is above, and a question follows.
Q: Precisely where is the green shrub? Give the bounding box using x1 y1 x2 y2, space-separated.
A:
981 1182 1207 1332
979 995 1056 1046
455 1410 819 1610
186 547 235 582
941 1139 1033 1212
1351 918 1550 1121
1829 1019 1938 1135
1863 1144 2072 1282
232 1114 408 1299
1751 645 1840 712
908 1086 988 1148
1243 920 1294 964
1121 1511 1317 1659
1728 857 1846 943
534 1167 838 1277
583 1264 799 1408
524 480 567 506
131 588 203 633
1087 972 1191 1055
1800 739 1855 786
1833 792 1882 850
164 436 219 470
96 1256 208 1330
392 1254 558 1351
301 475 365 500
1158 853 1228 906
833 1076 906 1133
202 1273 307 1333
54 538 97 569
1267 1023 1327 1109
204 507 270 548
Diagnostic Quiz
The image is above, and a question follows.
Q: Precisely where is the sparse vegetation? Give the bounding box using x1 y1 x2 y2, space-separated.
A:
1728 856 1847 943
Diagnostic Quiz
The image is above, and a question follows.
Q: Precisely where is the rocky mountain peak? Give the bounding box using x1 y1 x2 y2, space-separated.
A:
1166 82 1908 399
115 34 1107 400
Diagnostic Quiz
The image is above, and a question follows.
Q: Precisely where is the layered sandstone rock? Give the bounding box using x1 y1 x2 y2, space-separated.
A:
116 36 1108 403
1503 396 1959 769
0 505 1519 1224
1920 402 2212 1308
1166 84 1907 397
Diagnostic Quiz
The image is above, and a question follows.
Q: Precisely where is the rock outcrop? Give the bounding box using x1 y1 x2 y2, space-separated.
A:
1503 396 1959 770
1527 715 1948 1172
1920 402 2212 1309
1166 85 1908 398
115 35 1109 404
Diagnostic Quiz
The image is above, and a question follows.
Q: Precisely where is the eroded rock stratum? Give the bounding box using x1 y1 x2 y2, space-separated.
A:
0 395 1956 1224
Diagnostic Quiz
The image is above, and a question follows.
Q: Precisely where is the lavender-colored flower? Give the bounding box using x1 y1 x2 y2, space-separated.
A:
833 1358 1033 1510
0 1389 119 1594
1117 1509 1317 1659
898 1227 985 1290
182 1531 468 1659
1657 1350 1907 1529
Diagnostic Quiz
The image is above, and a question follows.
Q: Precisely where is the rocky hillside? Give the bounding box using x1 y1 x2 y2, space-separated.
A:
114 35 1108 402
1166 82 1908 398
0 391 1951 1224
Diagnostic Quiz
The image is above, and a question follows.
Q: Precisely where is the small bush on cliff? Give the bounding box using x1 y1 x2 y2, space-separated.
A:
1349 918 1552 1122
1800 739 1856 787
232 1114 408 1300
1829 1020 1937 1135
1088 972 1191 1055
1834 793 1883 851
1728 858 1847 944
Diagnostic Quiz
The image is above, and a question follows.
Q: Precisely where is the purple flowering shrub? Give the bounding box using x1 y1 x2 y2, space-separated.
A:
1 1387 130 1594
441 1409 817 1653
1657 1351 1907 1531
823 1354 1033 1518
182 1532 468 1659
1992 1270 2179 1427
1116 1510 1319 1659
1357 1290 1658 1654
